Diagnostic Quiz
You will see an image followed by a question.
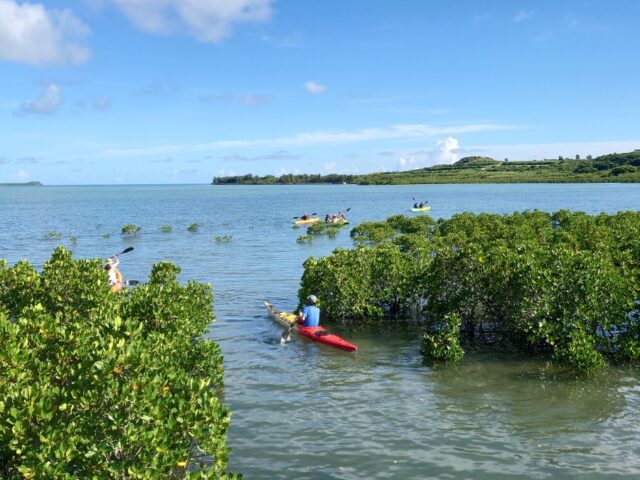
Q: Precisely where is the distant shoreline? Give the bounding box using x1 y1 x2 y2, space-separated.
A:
0 181 42 187
211 150 640 185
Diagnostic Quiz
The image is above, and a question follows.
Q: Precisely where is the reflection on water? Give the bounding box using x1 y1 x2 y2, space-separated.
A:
429 356 639 478
2 184 640 479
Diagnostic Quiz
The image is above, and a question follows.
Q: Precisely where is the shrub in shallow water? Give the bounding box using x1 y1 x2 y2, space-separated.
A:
121 224 142 236
301 211 640 372
159 225 172 233
307 223 342 238
0 247 238 478
187 223 200 232
421 312 465 362
214 235 233 243
296 234 313 244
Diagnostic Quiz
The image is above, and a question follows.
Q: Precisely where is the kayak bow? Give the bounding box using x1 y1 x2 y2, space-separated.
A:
293 217 320 225
264 301 358 352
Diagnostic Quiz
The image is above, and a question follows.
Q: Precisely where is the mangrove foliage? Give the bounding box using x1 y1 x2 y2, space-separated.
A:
298 211 640 372
0 247 238 479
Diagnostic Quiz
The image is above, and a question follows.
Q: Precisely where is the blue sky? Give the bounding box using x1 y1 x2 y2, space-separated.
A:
1 0 639 184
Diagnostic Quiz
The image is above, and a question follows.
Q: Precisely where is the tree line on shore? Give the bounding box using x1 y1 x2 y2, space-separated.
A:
211 150 640 185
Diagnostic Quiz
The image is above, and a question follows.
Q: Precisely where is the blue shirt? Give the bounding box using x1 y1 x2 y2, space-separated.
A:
300 305 320 327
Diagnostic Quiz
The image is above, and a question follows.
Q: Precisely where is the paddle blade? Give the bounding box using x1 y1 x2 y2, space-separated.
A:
119 247 134 255
280 330 292 344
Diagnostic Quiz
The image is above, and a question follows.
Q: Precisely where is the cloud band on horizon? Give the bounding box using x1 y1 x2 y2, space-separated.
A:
99 122 515 157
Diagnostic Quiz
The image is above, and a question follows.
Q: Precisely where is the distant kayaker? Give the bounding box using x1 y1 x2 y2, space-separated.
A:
297 295 320 327
105 256 123 292
301 213 309 220
414 202 419 208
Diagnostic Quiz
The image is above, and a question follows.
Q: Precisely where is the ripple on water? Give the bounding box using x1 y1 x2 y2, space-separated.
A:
3 185 640 479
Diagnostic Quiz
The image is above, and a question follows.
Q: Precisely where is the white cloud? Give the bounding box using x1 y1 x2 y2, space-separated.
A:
323 162 336 172
140 81 180 98
198 92 273 105
11 169 30 182
0 0 91 65
399 156 421 168
513 9 534 23
78 95 111 111
304 81 327 95
433 136 460 164
99 123 513 158
18 84 62 115
242 94 273 105
110 0 273 43
396 137 460 170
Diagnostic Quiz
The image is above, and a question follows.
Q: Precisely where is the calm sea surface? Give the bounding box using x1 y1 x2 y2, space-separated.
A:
2 183 640 479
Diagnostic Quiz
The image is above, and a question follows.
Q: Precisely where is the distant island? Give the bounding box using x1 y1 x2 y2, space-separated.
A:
0 181 43 186
212 150 640 185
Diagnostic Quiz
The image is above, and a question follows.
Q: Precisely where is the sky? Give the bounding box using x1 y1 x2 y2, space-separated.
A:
1 0 639 185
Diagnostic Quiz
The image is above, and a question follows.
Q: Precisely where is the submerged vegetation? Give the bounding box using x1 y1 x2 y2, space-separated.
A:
296 234 313 244
159 225 173 233
0 247 238 478
212 150 640 185
120 224 142 237
214 235 233 243
188 223 200 232
307 222 344 238
42 231 63 241
299 210 640 372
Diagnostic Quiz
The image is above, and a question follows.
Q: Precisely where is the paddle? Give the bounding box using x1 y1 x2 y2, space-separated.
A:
115 246 134 256
293 213 317 219
280 323 294 343
280 311 300 343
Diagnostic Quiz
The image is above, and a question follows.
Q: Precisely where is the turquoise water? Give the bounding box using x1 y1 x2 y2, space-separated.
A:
2 183 640 479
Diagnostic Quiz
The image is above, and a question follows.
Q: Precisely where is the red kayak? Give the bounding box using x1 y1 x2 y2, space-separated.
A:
264 301 358 352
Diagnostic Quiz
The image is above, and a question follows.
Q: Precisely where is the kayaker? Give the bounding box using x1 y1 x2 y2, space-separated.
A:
297 295 320 327
414 202 419 208
105 256 123 292
301 213 309 220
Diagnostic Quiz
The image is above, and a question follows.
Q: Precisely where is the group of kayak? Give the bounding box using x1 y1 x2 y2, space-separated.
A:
278 199 432 351
411 200 431 212
294 211 349 226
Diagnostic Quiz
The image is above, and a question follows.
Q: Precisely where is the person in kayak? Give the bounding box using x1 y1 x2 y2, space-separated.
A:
297 295 320 327
105 255 123 292
413 202 419 208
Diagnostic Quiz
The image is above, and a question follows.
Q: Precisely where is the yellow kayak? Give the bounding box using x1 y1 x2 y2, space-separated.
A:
411 206 431 212
294 217 320 225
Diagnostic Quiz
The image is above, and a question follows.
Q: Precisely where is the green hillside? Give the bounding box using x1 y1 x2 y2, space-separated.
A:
212 150 640 185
